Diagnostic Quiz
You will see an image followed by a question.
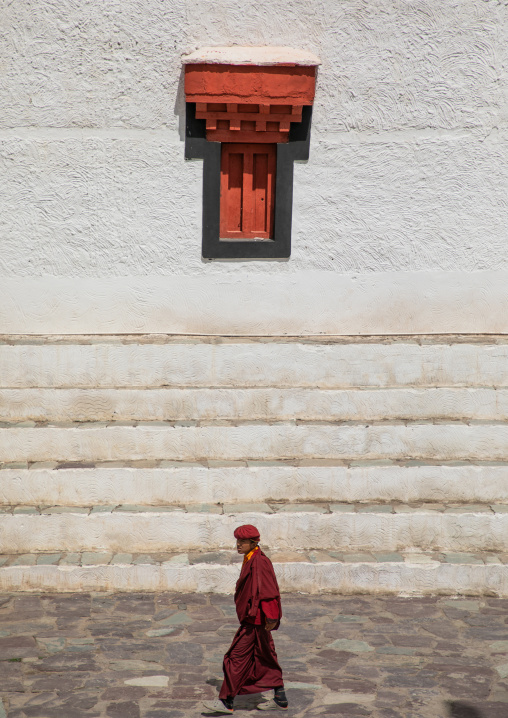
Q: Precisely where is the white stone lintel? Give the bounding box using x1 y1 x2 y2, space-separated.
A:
182 46 321 67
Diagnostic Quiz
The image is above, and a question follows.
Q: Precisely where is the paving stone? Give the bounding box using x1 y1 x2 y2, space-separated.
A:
111 553 133 564
114 595 154 614
322 677 376 693
59 552 81 564
329 504 352 512
443 552 484 564
132 554 158 565
36 636 65 653
0 636 38 659
373 552 404 562
81 552 112 565
163 554 190 565
11 554 36 566
124 675 169 686
390 634 434 647
36 554 62 565
187 606 222 619
343 553 376 562
309 551 338 563
417 504 447 512
101 687 147 700
491 504 508 513
490 640 508 652
357 504 393 512
106 701 141 718
274 503 328 513
159 611 193 626
43 593 91 618
171 685 214 699
41 506 89 514
184 503 223 513
285 681 320 690
189 552 232 565
445 504 493 512
495 663 508 678
326 639 374 653
403 553 439 563
429 662 495 699
166 642 203 664
377 646 417 655
107 658 164 672
270 551 309 562
115 504 183 512
444 599 481 612
146 626 177 637
0 557 9 566
90 505 117 513
2 593 508 717
13 506 38 514
223 502 274 513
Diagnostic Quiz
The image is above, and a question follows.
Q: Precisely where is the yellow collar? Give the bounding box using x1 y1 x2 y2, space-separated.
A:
243 545 259 564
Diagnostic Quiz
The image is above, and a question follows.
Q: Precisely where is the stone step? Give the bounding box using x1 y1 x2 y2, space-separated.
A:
2 342 508 389
2 423 508 463
1 552 507 596
1 507 507 554
2 465 508 505
4 387 508 423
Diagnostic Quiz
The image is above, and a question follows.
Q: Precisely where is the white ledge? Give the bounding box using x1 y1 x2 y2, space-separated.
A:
182 46 321 67
2 271 508 335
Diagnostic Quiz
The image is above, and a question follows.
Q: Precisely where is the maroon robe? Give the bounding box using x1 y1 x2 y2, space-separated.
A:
219 549 284 699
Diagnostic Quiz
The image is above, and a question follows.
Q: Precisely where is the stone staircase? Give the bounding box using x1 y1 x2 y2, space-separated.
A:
1 336 508 595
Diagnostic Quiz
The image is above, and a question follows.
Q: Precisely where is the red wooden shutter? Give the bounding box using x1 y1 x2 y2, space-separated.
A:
220 143 276 239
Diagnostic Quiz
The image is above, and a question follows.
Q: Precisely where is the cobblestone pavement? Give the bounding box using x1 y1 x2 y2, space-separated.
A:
1 593 508 718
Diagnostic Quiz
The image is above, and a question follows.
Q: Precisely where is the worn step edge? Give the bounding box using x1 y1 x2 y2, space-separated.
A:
3 424 508 463
3 549 504 568
5 387 508 423
1 561 507 596
4 334 508 344
1 511 508 553
2 466 508 506
3 344 508 390
1 502 507 516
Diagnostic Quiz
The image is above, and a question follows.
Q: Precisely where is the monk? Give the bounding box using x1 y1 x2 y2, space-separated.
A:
203 524 288 714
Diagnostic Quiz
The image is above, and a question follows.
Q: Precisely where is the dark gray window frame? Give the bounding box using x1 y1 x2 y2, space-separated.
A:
185 103 312 259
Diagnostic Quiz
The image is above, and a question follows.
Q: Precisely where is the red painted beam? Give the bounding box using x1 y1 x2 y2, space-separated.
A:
185 64 316 105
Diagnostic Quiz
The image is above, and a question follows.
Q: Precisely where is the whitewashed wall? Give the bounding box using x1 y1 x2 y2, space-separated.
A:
1 0 507 334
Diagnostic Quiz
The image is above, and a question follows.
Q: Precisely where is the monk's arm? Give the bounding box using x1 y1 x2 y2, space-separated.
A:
261 598 280 630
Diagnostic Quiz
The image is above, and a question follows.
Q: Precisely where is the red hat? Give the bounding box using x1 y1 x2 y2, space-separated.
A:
234 524 260 541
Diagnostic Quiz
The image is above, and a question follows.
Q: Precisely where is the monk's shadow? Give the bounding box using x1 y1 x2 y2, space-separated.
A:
204 679 264 713
447 701 483 718
201 696 263 715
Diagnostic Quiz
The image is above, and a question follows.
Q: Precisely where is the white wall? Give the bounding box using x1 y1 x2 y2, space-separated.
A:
1 0 507 332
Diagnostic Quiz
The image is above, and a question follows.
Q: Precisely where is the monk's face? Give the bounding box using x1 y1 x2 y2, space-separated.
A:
236 538 257 555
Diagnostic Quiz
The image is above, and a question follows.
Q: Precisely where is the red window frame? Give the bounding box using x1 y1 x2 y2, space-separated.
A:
220 143 276 240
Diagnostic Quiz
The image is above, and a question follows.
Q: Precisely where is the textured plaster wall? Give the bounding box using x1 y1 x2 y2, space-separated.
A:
1 0 507 331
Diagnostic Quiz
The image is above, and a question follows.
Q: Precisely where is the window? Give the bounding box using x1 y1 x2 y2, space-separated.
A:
184 50 318 258
220 143 276 240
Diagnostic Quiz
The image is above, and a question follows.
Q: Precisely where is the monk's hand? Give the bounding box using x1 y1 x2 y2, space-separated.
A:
265 620 277 631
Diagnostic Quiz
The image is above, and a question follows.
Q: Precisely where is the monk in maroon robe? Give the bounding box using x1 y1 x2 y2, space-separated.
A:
203 524 288 714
